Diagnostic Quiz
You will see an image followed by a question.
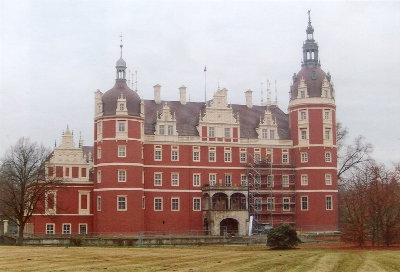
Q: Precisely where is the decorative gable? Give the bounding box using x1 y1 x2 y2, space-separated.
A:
155 102 177 136
297 77 309 99
256 108 280 140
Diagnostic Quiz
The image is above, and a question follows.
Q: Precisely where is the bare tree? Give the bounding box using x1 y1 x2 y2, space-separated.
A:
0 138 57 245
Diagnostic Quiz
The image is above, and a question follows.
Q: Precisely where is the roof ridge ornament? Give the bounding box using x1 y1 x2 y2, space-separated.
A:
120 33 123 59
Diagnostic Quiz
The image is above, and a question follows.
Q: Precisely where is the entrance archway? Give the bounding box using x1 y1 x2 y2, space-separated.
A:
220 218 239 236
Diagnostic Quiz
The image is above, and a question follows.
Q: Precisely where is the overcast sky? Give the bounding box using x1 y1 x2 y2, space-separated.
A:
1 1 399 166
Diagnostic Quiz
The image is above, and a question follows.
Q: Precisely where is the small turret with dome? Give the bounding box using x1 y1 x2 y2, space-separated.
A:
290 11 334 100
102 35 141 116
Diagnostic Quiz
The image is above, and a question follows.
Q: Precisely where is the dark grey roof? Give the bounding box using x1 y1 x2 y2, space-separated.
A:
102 80 141 116
291 67 331 99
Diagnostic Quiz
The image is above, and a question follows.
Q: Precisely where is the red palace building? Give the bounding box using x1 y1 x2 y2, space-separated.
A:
29 14 338 236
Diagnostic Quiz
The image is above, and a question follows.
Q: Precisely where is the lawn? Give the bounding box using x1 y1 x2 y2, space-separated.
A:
1 243 400 271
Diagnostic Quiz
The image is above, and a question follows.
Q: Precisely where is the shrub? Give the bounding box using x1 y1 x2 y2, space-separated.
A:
266 224 301 249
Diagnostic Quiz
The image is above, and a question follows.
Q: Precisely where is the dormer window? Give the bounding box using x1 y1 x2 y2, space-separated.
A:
301 91 305 98
159 125 165 135
119 103 125 111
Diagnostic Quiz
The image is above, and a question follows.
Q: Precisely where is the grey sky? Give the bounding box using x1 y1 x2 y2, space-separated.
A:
1 1 399 166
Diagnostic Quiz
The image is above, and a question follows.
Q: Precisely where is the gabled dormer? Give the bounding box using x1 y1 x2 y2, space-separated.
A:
297 77 309 99
116 93 128 115
257 108 279 141
155 102 176 136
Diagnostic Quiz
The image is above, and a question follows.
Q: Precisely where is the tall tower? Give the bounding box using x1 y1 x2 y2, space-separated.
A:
289 12 338 232
93 40 145 235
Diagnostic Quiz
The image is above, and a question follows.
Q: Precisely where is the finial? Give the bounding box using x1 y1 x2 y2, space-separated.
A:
308 9 311 23
119 32 123 58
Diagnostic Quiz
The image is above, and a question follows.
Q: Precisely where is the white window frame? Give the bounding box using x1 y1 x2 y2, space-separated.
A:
171 173 179 186
209 174 216 186
262 129 267 139
117 196 127 211
326 196 333 210
325 174 332 185
324 110 330 120
154 197 163 211
270 129 275 140
267 197 275 211
154 149 162 161
209 151 216 162
224 152 231 162
118 146 126 157
167 125 174 135
97 170 101 183
224 127 231 138
154 173 162 186
282 153 288 164
97 196 101 211
193 150 200 162
193 198 201 211
159 125 165 135
97 148 101 159
62 223 71 234
225 174 232 186
325 152 332 162
118 170 126 182
255 197 262 211
241 174 248 186
46 223 55 235
118 121 126 132
171 150 179 161
283 197 290 211
301 196 308 211
301 152 308 163
171 197 180 211
325 129 330 140
267 175 274 187
193 173 200 187
300 110 307 120
282 175 289 187
301 129 307 140
208 127 215 137
240 152 247 163
301 174 308 186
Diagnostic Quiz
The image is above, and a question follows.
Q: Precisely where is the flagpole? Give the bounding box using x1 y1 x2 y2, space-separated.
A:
204 66 207 103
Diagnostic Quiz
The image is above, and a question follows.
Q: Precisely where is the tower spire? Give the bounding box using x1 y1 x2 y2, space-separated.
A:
120 33 123 58
302 10 320 68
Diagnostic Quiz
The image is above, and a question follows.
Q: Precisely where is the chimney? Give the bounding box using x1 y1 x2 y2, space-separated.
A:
245 89 253 108
154 84 161 104
179 85 187 105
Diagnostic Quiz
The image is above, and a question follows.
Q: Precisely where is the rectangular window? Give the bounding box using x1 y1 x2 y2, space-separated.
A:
225 174 232 186
224 152 231 162
324 110 330 120
193 198 201 211
282 153 288 163
193 151 200 162
262 129 267 139
117 196 127 211
97 170 101 183
267 175 274 187
300 111 307 120
97 121 102 135
240 152 246 163
270 130 275 140
168 125 173 135
267 197 275 211
325 152 332 162
159 125 165 135
118 170 126 182
325 174 332 185
118 122 126 132
97 196 101 211
45 191 56 214
301 196 308 210
171 173 179 186
209 151 216 162
283 198 290 211
325 130 330 140
241 174 247 186
301 175 308 186
301 90 305 98
119 103 125 111
255 197 262 211
301 129 307 140
79 224 87 235
193 174 200 186
46 224 55 235
62 224 71 234
209 174 216 186
171 198 180 211
301 152 308 163
282 175 289 187
154 173 162 186
171 150 179 161
97 148 102 159
118 146 126 157
154 197 163 211
224 128 231 138
142 196 145 209
208 127 215 137
154 150 162 161
326 196 333 210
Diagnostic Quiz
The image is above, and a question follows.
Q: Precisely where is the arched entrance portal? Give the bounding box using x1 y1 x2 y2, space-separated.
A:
220 218 239 236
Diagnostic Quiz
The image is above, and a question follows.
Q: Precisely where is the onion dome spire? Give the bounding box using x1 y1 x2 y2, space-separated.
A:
116 33 127 80
302 10 320 68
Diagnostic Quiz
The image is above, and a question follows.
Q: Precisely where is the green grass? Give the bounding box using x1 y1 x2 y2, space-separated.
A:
1 243 400 271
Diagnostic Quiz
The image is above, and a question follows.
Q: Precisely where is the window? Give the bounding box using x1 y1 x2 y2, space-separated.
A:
171 198 180 211
79 191 90 214
282 175 289 187
79 224 87 235
62 224 71 234
97 148 101 159
224 152 231 162
154 198 163 211
262 129 267 139
46 224 55 235
45 191 57 214
326 196 333 210
97 170 101 183
193 198 201 211
301 175 308 186
283 198 290 211
225 128 231 138
300 111 307 120
142 196 145 209
97 121 102 135
118 170 126 182
118 146 126 157
155 150 162 160
240 152 247 163
325 174 332 185
209 174 216 186
209 151 216 162
324 110 330 120
301 196 308 210
267 175 274 187
154 173 162 186
241 174 248 186
208 127 215 137
117 196 127 211
168 125 173 135
325 130 330 140
282 153 288 163
225 174 232 186
97 196 101 211
159 125 165 135
193 174 200 186
193 150 200 162
118 122 126 132
301 152 308 163
301 90 305 98
254 175 261 186
267 198 275 211
325 152 332 162
119 103 124 111
301 129 307 140
171 150 179 161
255 197 262 211
270 130 275 139
171 173 179 186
